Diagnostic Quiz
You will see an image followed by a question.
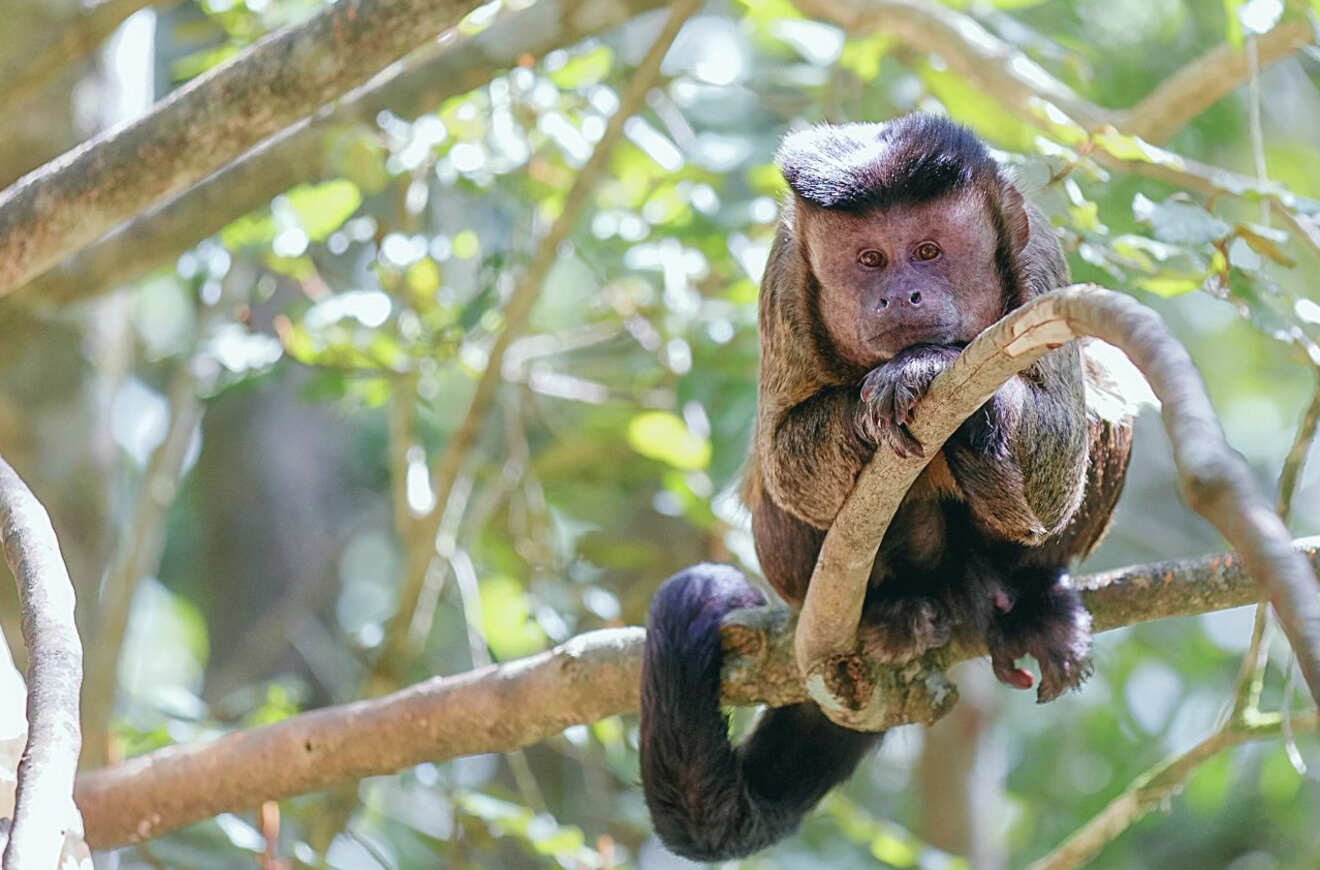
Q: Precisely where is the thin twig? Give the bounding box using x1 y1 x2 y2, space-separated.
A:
371 0 704 685
0 455 84 870
81 365 203 768
1027 711 1319 870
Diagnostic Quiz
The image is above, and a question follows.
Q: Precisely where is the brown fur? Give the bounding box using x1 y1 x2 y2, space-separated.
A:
744 137 1134 698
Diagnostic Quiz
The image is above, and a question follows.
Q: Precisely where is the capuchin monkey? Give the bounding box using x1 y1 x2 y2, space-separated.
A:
639 114 1134 861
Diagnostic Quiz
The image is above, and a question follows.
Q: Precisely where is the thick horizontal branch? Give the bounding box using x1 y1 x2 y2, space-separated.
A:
795 287 1320 728
0 0 497 297
0 456 84 870
16 0 666 307
1121 19 1314 144
74 540 1319 848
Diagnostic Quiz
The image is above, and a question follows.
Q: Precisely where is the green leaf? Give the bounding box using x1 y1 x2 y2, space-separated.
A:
547 45 614 89
839 34 890 80
921 65 1037 152
284 179 362 242
219 211 276 250
453 229 481 259
627 411 711 470
1138 275 1201 297
871 832 918 867
479 575 547 660
1133 194 1230 246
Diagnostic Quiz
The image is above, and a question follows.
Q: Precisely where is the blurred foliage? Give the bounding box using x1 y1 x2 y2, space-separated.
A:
5 0 1320 867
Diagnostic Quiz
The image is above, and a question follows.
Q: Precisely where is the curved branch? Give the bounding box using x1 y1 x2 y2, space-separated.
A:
0 456 84 870
0 0 496 297
72 540 1319 848
795 287 1320 729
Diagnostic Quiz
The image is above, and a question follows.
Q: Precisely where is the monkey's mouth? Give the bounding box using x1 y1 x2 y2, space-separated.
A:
866 321 956 352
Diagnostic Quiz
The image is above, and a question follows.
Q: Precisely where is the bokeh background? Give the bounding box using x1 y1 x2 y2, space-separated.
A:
2 0 1319 867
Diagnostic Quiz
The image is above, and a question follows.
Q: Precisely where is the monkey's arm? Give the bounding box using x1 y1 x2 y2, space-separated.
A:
758 386 872 532
858 343 1089 545
945 345 1090 545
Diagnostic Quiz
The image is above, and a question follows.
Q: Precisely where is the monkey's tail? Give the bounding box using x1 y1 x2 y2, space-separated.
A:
639 564 882 861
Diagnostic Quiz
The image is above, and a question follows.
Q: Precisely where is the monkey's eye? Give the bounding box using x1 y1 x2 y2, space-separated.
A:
915 242 941 261
857 250 886 268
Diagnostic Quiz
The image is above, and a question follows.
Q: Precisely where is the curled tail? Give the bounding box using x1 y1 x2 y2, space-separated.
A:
639 564 881 861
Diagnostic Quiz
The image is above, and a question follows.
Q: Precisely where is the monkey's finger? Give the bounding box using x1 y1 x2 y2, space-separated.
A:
894 426 924 458
991 654 1034 690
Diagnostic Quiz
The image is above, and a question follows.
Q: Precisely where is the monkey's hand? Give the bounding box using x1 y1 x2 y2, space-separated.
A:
857 596 952 664
856 346 961 458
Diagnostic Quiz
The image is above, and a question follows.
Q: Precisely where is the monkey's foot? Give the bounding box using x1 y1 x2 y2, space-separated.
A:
858 597 952 664
986 583 1093 703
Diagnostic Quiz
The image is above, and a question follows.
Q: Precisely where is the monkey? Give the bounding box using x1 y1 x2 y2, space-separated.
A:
638 114 1134 861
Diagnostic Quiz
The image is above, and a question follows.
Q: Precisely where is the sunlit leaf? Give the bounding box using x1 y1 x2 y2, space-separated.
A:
921 64 1037 152
1138 275 1201 297
405 257 443 299
479 574 547 660
627 411 711 470
453 229 482 259
285 179 363 242
547 45 614 89
219 211 276 250
839 34 891 80
871 832 918 867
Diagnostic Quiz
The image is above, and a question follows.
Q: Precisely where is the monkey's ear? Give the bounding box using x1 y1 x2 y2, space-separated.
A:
1000 180 1031 253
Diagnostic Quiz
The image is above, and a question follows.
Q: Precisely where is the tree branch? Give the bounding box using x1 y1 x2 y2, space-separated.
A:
1119 18 1314 144
795 286 1320 728
0 456 84 870
72 540 1319 848
1027 710 1319 870
0 0 504 297
15 0 1300 306
13 0 668 308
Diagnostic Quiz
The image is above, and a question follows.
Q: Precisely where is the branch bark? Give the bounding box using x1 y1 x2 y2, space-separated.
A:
0 0 504 297
0 456 84 870
795 286 1320 729
1121 18 1314 144
72 539 1319 848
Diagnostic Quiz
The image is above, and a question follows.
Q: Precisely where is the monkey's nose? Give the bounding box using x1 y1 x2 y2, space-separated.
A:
876 290 922 311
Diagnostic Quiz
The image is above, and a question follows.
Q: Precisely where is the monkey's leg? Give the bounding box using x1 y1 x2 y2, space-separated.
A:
981 564 1093 703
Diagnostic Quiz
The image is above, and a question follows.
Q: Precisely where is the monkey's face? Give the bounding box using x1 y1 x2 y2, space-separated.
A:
802 190 1010 368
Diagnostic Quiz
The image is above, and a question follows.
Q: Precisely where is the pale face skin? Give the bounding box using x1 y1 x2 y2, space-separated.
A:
800 189 1012 369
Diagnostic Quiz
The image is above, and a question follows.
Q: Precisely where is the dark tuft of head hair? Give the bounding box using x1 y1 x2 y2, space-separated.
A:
776 114 999 212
